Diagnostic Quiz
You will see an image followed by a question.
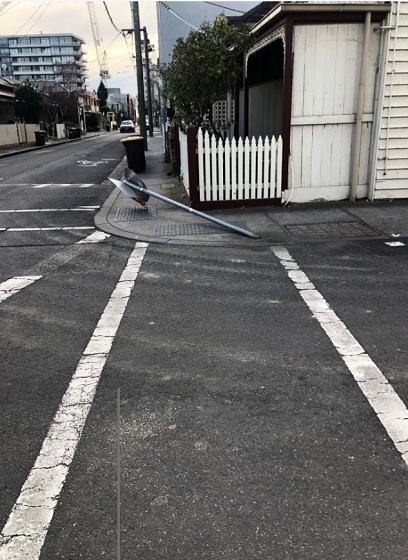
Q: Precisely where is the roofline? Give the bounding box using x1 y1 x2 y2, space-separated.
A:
3 33 86 43
251 1 392 34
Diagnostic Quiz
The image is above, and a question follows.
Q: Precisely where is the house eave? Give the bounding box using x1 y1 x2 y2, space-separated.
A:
251 1 391 34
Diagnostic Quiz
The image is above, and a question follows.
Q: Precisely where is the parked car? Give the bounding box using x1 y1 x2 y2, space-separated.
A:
120 120 135 133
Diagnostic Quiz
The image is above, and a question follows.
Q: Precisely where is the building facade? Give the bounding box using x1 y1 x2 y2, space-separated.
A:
0 33 87 90
107 88 136 122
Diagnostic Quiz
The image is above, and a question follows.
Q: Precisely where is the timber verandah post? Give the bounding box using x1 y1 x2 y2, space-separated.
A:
281 16 294 196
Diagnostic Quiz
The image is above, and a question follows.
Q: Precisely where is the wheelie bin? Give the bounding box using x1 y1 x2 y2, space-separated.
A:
120 136 146 173
34 130 46 146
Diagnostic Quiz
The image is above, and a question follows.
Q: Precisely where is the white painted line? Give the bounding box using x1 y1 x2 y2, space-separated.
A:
76 231 111 244
271 246 408 466
32 184 79 189
0 276 43 303
5 226 94 232
77 205 100 209
0 208 99 213
385 241 405 247
0 242 148 559
78 183 94 188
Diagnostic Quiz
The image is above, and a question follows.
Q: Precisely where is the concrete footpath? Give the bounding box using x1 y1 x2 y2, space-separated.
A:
2 130 408 248
97 132 408 248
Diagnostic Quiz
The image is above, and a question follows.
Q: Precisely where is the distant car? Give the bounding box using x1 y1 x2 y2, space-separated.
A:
120 120 135 133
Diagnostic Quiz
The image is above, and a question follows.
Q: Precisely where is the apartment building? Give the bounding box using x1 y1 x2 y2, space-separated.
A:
0 33 87 90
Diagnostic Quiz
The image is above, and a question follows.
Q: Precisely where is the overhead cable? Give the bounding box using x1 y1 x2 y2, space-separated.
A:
158 1 198 31
204 1 246 13
11 1 47 36
103 1 121 33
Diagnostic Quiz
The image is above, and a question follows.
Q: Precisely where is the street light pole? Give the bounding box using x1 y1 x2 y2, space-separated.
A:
142 26 153 137
131 2 147 149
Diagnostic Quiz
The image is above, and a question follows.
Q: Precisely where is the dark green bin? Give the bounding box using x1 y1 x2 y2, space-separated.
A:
121 136 146 173
34 130 46 146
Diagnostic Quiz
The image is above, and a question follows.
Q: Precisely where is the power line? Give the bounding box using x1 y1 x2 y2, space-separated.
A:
158 1 198 31
103 1 121 33
11 1 47 36
24 2 52 37
104 30 122 51
204 1 247 13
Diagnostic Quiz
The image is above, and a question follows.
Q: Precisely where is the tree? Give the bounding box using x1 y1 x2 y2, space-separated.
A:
54 63 79 91
97 81 108 115
14 81 44 123
160 14 253 136
85 111 101 132
36 80 70 123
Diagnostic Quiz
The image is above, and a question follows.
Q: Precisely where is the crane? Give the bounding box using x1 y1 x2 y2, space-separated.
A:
0 2 13 15
87 1 110 85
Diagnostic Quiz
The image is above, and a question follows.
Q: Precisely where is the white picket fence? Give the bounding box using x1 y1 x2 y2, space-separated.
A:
197 128 283 202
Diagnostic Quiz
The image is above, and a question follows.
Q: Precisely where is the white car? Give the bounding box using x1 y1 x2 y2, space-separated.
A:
120 120 135 133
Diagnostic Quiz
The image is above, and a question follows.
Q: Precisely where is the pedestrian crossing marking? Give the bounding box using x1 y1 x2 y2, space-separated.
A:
0 232 111 305
31 183 94 189
0 242 148 558
0 207 100 213
5 226 94 232
0 276 43 303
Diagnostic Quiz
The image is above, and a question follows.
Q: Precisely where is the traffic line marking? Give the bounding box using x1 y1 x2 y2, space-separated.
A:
77 231 111 243
0 207 100 213
385 241 405 247
0 276 43 303
272 246 408 466
31 184 93 189
5 226 94 232
0 242 148 559
0 232 111 306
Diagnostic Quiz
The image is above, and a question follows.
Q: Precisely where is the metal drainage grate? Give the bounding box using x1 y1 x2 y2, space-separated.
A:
114 206 156 222
154 221 247 236
283 221 380 238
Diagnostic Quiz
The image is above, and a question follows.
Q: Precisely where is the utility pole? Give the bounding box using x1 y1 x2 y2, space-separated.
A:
142 27 153 137
131 2 147 148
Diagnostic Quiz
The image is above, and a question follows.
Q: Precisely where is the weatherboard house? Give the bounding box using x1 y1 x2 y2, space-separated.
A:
234 0 408 203
174 1 408 208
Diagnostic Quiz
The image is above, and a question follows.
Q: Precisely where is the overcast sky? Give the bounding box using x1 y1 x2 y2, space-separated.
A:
0 0 159 95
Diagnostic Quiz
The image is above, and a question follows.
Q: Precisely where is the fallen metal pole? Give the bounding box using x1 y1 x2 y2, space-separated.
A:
110 174 260 239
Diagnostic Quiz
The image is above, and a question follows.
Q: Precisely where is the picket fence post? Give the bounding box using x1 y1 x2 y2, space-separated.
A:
195 130 283 204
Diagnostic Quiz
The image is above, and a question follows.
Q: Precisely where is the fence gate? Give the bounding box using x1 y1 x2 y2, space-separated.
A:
196 128 283 210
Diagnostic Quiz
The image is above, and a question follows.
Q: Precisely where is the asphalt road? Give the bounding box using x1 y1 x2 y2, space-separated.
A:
0 136 407 559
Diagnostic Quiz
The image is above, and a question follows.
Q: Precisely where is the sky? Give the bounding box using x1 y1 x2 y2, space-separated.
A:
0 0 159 96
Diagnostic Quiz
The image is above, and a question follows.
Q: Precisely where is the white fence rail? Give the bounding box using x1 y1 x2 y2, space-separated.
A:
197 129 283 202
179 129 190 196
